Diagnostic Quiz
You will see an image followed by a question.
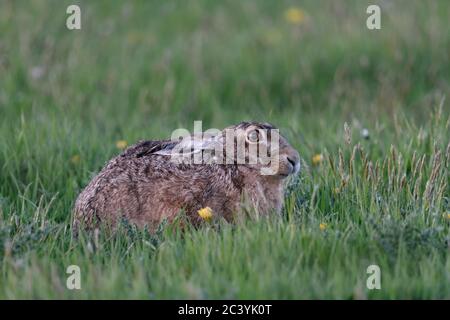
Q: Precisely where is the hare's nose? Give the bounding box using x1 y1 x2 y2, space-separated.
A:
287 155 301 174
287 157 297 168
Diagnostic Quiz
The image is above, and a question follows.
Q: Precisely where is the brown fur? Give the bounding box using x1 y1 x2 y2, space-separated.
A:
73 122 300 231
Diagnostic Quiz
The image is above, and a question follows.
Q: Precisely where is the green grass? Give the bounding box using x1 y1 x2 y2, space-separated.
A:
0 0 449 299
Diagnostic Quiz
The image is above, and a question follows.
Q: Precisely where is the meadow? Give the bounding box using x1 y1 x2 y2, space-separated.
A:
0 0 449 299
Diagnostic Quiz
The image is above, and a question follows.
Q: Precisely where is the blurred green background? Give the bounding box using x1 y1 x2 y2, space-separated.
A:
0 0 449 299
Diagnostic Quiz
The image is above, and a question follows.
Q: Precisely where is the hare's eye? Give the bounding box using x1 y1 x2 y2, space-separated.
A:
247 130 259 143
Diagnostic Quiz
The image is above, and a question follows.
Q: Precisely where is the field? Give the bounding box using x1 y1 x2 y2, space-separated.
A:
0 0 449 299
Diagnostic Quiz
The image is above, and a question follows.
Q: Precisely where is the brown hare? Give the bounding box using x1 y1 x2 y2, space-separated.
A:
73 122 300 231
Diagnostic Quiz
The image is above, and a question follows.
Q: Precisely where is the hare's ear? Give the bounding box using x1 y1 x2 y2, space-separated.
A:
154 133 223 156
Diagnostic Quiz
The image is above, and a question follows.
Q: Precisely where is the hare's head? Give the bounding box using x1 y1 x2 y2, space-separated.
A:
156 121 300 179
219 122 300 178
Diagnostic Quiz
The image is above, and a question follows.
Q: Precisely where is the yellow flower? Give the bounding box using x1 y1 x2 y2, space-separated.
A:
198 207 213 221
319 223 327 231
116 140 128 150
333 187 340 195
312 154 323 166
446 213 450 220
284 7 306 25
70 154 81 165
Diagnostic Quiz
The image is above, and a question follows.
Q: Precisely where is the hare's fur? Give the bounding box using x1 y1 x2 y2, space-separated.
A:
73 122 300 230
